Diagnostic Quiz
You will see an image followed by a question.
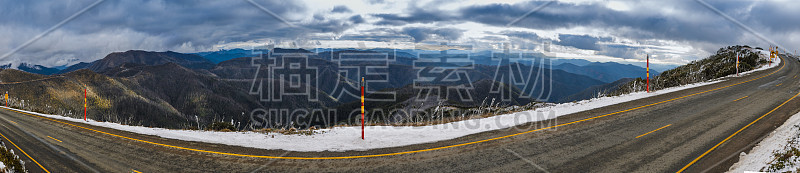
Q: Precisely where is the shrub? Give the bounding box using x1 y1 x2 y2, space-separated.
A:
0 142 26 173
207 122 236 131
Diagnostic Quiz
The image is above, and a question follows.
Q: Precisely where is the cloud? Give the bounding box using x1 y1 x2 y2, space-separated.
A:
556 34 611 51
372 6 453 26
0 0 365 66
367 0 386 4
364 0 800 65
373 1 800 51
349 15 366 24
597 44 641 60
331 5 352 13
4 0 800 67
498 31 542 41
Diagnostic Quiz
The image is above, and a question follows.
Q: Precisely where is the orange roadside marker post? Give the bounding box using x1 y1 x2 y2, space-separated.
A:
770 46 773 67
736 52 739 76
360 77 365 140
84 85 88 121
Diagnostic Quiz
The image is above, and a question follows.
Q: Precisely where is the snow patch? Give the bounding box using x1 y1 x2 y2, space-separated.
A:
728 111 800 172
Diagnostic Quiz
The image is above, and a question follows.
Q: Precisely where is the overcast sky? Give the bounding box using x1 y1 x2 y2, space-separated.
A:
1 0 798 67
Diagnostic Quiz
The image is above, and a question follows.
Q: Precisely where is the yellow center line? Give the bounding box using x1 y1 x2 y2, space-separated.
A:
8 120 16 124
0 131 50 173
46 136 62 143
635 124 672 138
132 169 142 173
0 57 786 160
677 84 800 172
733 96 749 102
776 83 783 87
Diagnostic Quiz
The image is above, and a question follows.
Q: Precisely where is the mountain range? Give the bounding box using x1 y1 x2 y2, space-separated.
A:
193 48 258 64
2 49 660 129
553 62 659 83
0 63 60 75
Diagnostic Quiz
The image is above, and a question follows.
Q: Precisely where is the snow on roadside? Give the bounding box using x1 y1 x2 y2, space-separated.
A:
734 54 780 77
728 111 800 172
5 58 782 152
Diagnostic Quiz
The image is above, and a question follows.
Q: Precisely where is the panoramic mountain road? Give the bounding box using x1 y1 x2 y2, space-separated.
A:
0 54 798 172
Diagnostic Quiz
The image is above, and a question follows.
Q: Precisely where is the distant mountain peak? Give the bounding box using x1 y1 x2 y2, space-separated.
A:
0 62 59 75
59 50 215 74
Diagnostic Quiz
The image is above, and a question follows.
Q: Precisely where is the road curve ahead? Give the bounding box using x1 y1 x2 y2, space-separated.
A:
0 54 797 172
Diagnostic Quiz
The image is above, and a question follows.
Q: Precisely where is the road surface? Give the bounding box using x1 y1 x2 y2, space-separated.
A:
0 54 798 172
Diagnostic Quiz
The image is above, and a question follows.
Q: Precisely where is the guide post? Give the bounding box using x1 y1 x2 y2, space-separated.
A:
646 54 650 93
84 85 88 121
361 77 365 140
736 52 739 76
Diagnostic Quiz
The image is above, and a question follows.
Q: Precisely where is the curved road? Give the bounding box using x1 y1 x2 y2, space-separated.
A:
0 54 798 172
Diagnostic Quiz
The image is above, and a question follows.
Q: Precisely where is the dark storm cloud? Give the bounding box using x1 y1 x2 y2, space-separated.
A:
498 31 542 41
314 13 325 20
556 34 611 51
331 5 352 13
368 0 386 4
0 0 371 66
401 27 464 42
372 7 453 26
349 15 366 24
85 0 310 45
372 1 799 47
746 2 800 33
338 34 412 42
5 0 800 67
1 0 311 46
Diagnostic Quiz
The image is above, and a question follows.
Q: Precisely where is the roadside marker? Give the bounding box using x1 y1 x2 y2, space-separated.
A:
646 54 650 93
4 91 7 107
736 52 739 76
84 85 87 122
360 77 365 140
770 46 779 67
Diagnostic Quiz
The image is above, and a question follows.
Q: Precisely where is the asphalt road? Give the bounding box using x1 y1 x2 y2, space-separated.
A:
0 54 798 173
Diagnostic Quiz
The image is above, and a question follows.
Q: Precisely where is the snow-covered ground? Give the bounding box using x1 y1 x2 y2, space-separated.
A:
728 111 800 172
5 57 782 152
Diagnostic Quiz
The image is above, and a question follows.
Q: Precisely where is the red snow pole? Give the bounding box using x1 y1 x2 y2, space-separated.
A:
84 85 87 121
360 77 365 140
646 54 650 93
